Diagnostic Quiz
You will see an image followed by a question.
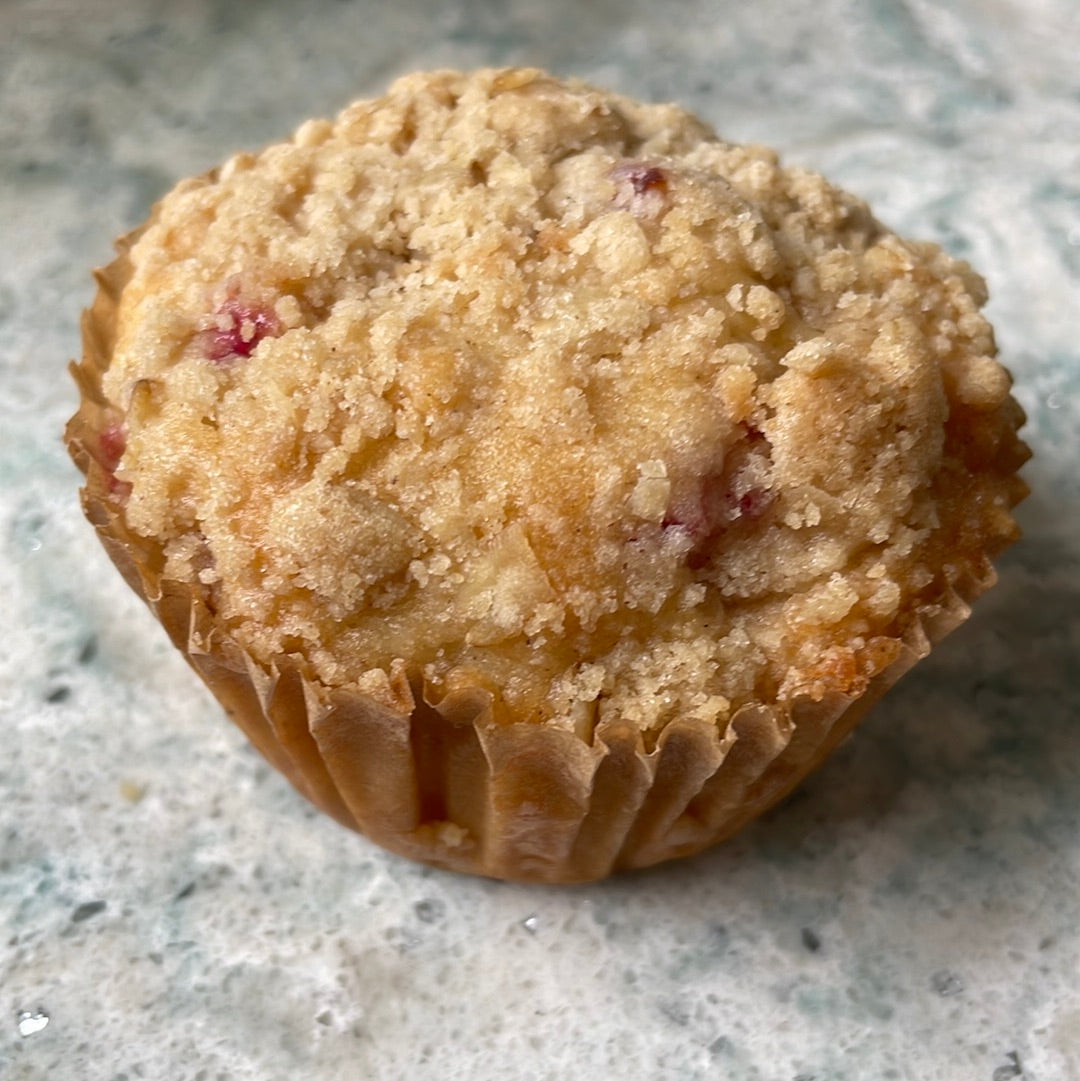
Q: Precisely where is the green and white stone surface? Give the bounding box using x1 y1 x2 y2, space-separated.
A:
2 1 1077 1078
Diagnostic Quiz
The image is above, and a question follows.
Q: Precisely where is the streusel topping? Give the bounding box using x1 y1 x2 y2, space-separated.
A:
101 68 1026 732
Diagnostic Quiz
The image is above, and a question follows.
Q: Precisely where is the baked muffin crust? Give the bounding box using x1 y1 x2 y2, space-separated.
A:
98 67 1027 740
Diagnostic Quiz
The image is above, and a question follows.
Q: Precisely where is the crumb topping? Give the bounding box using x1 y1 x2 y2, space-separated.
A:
100 68 1026 732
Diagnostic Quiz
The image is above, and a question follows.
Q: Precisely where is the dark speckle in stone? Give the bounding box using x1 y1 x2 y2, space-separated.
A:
209 0 254 34
668 922 732 980
992 1050 1024 1080
175 882 196 901
11 509 46 551
413 898 445 924
886 865 918 895
801 928 822 953
708 922 729 949
106 53 144 89
45 686 71 704
10 157 67 186
78 637 98 665
106 21 167 49
658 998 691 1026
49 105 101 151
708 1036 733 1057
71 900 107 923
931 970 964 997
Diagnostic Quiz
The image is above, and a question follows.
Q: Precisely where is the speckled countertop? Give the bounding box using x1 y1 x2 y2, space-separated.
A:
2 2 1078 1079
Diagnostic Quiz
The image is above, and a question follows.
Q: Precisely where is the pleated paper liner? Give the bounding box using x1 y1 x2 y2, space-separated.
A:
66 223 1028 884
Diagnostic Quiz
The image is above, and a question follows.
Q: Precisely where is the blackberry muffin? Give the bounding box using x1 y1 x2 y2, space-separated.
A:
67 68 1028 882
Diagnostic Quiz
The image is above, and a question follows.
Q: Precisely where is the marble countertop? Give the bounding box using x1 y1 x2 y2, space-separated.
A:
3 1 1078 1078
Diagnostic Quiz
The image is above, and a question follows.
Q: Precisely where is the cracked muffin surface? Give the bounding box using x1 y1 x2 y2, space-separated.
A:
98 67 1028 737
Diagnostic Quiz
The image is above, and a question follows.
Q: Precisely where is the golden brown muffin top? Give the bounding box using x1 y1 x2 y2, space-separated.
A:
100 68 1026 734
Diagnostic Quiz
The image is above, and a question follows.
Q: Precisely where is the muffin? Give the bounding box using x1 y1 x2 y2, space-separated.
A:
66 68 1029 882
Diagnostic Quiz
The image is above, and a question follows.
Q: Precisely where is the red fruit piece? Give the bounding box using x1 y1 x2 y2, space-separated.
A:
613 162 667 196
661 425 775 567
732 487 773 520
99 422 125 471
205 295 280 363
665 475 773 534
611 161 670 217
97 421 132 501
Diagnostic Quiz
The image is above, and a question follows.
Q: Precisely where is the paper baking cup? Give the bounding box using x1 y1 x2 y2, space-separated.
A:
66 228 1028 884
